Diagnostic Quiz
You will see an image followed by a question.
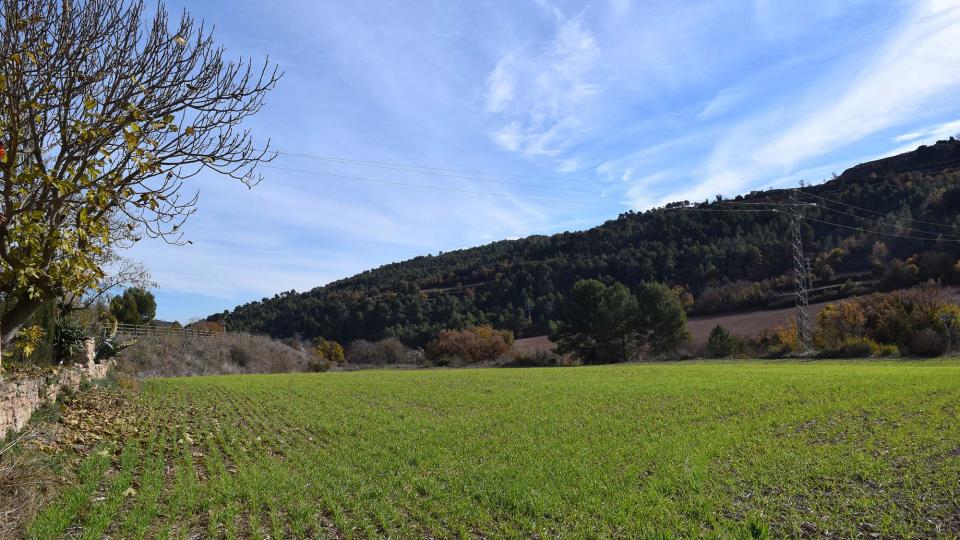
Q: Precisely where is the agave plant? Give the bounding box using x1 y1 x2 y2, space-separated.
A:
94 321 135 363
52 319 88 363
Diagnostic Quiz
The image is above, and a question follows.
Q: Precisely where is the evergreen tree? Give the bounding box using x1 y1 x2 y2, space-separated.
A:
109 288 157 325
551 279 685 364
634 282 690 357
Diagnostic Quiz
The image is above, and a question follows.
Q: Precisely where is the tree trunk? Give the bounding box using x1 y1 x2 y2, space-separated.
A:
0 295 43 346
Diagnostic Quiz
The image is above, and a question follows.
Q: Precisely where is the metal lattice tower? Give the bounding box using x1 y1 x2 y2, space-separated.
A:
790 189 814 353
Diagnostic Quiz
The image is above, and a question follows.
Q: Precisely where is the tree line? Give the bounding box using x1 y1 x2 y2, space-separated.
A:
219 140 960 347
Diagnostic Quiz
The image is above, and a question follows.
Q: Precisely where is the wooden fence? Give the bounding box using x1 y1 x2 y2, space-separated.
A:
111 323 259 340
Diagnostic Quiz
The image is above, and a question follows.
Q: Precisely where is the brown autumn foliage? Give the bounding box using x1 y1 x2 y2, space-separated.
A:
814 301 867 349
187 321 225 333
425 325 514 364
814 283 958 356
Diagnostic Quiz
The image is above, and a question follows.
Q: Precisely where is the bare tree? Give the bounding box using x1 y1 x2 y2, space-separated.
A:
0 0 281 350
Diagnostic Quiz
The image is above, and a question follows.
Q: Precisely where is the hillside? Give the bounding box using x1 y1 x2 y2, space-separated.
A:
218 139 960 345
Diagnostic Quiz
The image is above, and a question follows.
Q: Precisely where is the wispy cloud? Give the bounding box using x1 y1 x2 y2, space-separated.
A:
649 0 960 208
143 0 960 321
484 15 600 157
893 119 960 144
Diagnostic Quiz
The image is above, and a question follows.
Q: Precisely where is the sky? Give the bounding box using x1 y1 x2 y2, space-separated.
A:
129 0 960 323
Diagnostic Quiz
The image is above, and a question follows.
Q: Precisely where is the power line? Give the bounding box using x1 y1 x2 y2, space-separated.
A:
714 200 812 208
799 190 960 231
801 215 960 243
718 197 960 239
264 158 960 241
271 150 607 186
271 153 601 194
665 207 780 214
811 202 960 240
261 165 627 209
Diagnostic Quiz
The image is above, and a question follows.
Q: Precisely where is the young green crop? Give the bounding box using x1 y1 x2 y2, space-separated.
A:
29 360 960 538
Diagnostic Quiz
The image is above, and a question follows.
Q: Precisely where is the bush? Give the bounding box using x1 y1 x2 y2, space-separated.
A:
107 370 141 392
818 283 953 349
909 328 948 357
314 338 345 364
505 349 561 367
115 333 311 378
935 303 960 344
706 325 737 358
772 319 800 353
871 343 899 357
693 280 774 315
10 325 46 361
825 337 876 358
52 318 88 362
814 301 866 350
345 338 419 365
425 325 513 364
307 358 330 372
229 345 253 367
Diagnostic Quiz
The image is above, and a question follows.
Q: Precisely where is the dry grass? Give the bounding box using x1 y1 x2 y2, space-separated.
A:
115 332 312 378
0 426 57 539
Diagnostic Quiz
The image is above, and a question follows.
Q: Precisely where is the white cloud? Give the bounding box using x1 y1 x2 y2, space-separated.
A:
698 86 750 120
483 16 600 157
492 121 524 152
755 1 960 171
893 118 960 143
484 56 515 113
651 0 960 210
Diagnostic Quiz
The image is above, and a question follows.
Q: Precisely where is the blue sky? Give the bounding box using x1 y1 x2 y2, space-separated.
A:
130 0 960 323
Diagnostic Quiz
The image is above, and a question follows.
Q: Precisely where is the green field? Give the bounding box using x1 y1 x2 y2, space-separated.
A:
28 361 960 539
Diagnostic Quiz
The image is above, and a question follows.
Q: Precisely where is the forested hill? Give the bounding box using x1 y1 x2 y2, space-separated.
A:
218 139 960 346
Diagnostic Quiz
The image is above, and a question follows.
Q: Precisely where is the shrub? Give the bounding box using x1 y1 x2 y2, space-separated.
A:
505 349 561 367
934 303 960 348
823 283 952 348
346 338 419 365
10 325 46 359
693 280 774 315
871 343 899 357
909 329 948 357
425 325 514 364
314 338 345 364
375 338 414 364
814 301 866 350
229 345 253 367
826 337 876 358
108 370 141 392
706 325 737 358
307 358 330 372
52 319 88 362
115 333 311 378
94 337 133 363
772 319 799 353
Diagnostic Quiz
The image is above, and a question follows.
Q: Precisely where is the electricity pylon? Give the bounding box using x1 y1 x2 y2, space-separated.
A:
790 189 814 353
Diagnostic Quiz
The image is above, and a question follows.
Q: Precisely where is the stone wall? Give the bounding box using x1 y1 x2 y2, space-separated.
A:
0 354 112 440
